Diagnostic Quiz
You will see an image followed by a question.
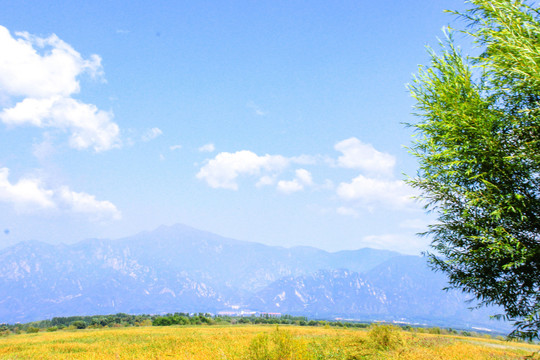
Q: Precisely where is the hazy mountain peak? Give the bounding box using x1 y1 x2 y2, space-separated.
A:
0 224 509 332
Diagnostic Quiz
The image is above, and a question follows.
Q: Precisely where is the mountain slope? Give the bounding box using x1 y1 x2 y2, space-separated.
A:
248 256 503 330
0 224 508 331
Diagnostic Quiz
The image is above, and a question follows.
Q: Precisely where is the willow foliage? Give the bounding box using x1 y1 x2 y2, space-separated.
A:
408 0 540 340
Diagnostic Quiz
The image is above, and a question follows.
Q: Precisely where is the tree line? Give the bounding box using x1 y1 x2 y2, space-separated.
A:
0 312 511 342
0 312 366 333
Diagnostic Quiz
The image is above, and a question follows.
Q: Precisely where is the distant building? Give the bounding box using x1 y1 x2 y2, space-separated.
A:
259 312 281 318
217 311 237 316
217 310 257 317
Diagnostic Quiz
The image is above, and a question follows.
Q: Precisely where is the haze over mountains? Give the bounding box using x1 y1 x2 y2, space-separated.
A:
0 224 508 331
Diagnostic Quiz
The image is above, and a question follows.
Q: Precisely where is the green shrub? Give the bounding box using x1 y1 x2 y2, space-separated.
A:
26 327 40 334
152 317 172 326
272 328 294 359
247 327 298 360
71 321 87 329
367 324 403 351
308 339 348 360
248 333 271 360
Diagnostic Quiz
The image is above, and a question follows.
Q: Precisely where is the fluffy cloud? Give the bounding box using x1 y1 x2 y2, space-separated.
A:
197 139 409 207
197 150 288 190
277 180 303 193
141 127 163 142
336 174 416 209
277 169 313 194
58 187 121 220
335 137 395 176
0 167 120 220
332 137 419 211
295 168 313 185
1 96 119 151
0 26 102 98
256 175 276 187
198 143 215 153
0 26 120 152
0 168 55 210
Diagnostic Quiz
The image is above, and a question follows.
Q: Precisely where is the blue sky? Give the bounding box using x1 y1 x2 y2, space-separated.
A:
0 1 466 254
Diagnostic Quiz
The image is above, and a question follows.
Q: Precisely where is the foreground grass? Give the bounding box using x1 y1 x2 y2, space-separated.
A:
0 325 539 359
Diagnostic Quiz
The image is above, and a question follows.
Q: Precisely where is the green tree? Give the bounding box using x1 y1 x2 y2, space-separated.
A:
152 316 172 326
26 326 40 334
408 0 540 340
70 320 87 329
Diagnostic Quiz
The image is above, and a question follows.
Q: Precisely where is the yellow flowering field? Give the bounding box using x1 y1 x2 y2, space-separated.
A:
0 325 538 359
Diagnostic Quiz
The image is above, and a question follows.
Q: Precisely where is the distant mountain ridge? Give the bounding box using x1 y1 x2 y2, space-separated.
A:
0 224 508 331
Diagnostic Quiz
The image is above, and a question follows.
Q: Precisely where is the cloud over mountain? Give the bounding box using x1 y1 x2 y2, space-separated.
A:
0 167 120 220
197 150 289 190
195 138 417 213
336 174 415 209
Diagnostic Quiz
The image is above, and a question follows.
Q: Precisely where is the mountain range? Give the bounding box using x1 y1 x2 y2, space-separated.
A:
0 224 509 331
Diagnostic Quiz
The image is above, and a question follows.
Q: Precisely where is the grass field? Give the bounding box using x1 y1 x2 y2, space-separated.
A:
0 325 539 359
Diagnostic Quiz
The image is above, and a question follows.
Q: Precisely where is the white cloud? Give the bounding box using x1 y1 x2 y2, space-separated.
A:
1 96 119 152
170 144 182 151
0 168 55 210
58 187 121 220
141 127 163 142
336 174 416 209
197 150 288 190
0 167 120 220
198 143 215 153
335 137 395 176
256 175 276 187
0 26 120 152
277 169 313 194
360 233 429 255
0 26 102 98
295 169 313 185
277 179 303 194
197 140 405 204
290 154 321 165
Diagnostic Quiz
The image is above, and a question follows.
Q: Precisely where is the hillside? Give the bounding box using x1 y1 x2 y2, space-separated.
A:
0 224 508 331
